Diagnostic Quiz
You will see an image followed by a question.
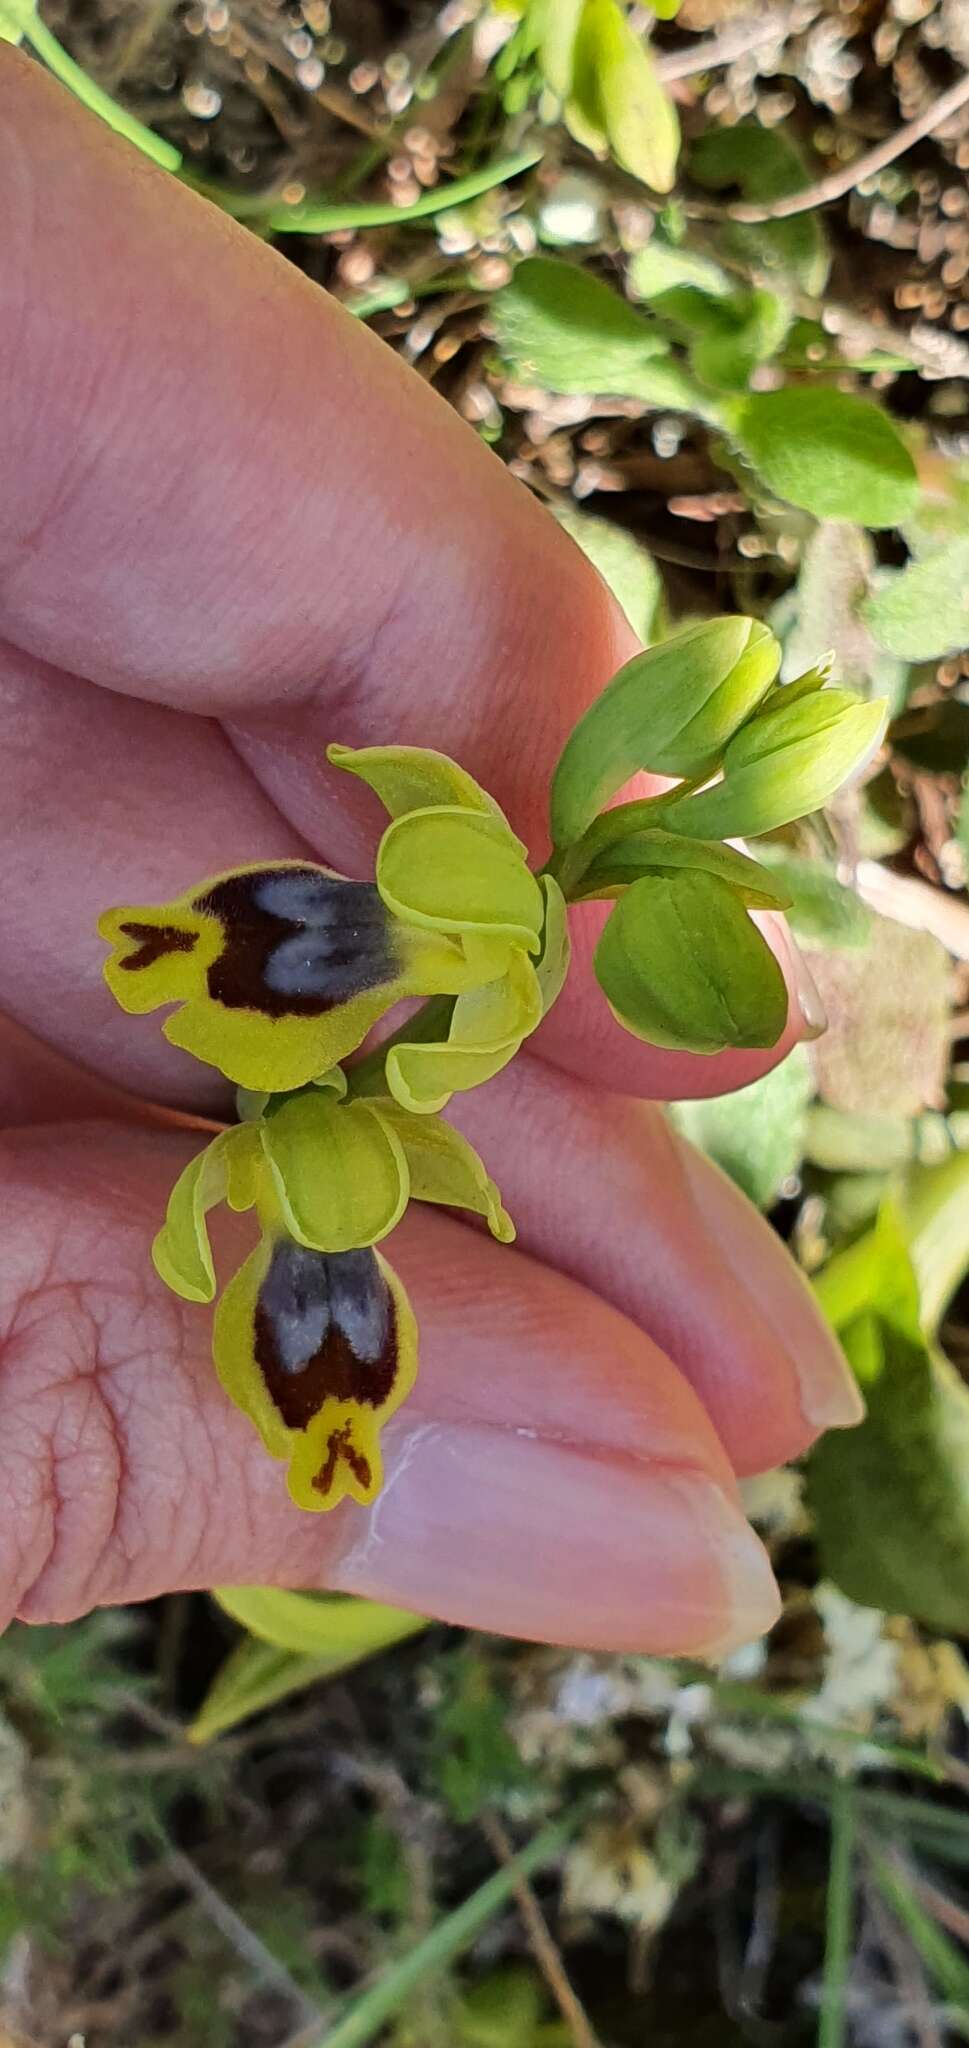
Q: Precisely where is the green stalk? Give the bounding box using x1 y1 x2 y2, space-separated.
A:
544 781 708 899
312 1813 576 2048
819 1784 856 2048
259 145 543 234
20 11 182 169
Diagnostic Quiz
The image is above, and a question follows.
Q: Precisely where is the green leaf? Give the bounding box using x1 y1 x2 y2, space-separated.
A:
0 0 31 43
732 388 918 528
188 1637 339 1744
808 1196 969 1637
690 123 829 295
188 1590 428 1743
536 0 585 98
752 855 872 949
572 827 792 908
551 615 780 846
594 869 789 1054
212 1585 427 1656
669 1045 813 1208
572 0 679 194
307 1815 577 2048
808 1311 969 1637
664 687 887 842
556 505 662 642
493 257 714 415
863 535 969 660
690 289 792 393
630 239 732 309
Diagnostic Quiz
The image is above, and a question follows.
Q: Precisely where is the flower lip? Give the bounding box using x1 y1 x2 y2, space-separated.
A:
196 867 398 1018
254 1240 398 1431
118 921 199 971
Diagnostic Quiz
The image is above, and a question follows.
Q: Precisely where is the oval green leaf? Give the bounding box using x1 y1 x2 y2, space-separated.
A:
733 387 918 528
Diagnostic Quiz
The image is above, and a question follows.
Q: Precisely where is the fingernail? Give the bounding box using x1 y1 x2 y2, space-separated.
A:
790 943 828 1041
677 1139 866 1438
331 1423 780 1657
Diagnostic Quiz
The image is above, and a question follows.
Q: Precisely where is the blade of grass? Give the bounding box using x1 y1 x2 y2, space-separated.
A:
695 1765 969 1863
868 1847 969 2007
819 1783 856 2048
311 1813 576 2048
260 147 543 233
21 10 182 169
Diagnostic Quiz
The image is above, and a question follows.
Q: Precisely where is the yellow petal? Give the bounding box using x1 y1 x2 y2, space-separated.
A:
152 1125 260 1304
327 741 510 828
385 948 543 1114
377 808 544 952
535 874 571 1016
261 1094 409 1252
370 1098 514 1242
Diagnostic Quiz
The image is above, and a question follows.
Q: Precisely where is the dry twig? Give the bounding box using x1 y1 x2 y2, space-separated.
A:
718 71 969 224
479 1811 602 2048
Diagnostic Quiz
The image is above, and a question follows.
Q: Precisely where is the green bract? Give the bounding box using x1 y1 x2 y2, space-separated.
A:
568 828 793 909
550 617 780 848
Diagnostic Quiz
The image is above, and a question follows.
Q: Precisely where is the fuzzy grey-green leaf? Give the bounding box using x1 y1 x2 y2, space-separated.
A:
733 387 918 528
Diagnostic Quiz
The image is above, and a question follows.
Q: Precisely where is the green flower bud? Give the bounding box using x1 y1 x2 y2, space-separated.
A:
594 869 788 1055
662 686 887 843
550 616 780 848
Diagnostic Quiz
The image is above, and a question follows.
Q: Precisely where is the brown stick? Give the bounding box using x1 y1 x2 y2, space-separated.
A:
654 6 801 84
479 1811 602 2048
717 71 969 224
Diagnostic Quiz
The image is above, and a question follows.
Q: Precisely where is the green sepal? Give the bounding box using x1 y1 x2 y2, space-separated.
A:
571 828 793 909
594 870 789 1054
327 742 506 825
377 807 544 953
386 949 544 1113
662 688 887 842
151 1125 261 1304
535 874 571 1014
260 1092 409 1253
371 1098 515 1242
550 616 780 848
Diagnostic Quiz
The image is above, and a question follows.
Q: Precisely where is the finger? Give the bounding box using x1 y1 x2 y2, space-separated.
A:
1 59 815 1098
0 1009 224 1135
0 645 813 1113
0 643 312 1106
451 1058 861 1476
0 1120 779 1656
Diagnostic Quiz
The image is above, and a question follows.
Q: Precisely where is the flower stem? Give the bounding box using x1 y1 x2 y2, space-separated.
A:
22 11 183 170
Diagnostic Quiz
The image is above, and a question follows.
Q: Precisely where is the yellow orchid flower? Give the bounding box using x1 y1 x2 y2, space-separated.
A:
151 1082 512 1512
99 744 553 1098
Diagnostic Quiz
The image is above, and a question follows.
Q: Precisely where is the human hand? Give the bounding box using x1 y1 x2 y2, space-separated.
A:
0 50 860 1658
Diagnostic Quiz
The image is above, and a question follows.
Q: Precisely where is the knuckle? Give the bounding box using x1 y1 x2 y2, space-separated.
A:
0 1131 194 1626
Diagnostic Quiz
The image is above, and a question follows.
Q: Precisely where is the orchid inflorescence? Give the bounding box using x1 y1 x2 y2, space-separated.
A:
100 618 886 1515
